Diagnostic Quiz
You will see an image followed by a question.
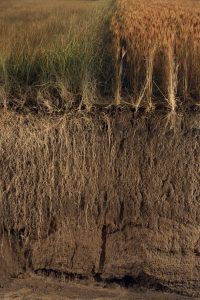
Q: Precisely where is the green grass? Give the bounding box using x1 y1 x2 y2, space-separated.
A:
0 0 114 111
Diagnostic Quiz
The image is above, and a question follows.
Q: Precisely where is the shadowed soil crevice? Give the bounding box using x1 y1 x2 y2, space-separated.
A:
98 225 107 275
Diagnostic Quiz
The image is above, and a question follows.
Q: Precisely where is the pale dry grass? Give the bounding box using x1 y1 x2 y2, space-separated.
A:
111 0 200 111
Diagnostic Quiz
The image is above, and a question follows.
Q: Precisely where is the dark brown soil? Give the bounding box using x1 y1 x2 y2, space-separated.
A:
0 109 200 298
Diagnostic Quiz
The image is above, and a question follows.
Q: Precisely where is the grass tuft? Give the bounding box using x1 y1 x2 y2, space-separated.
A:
111 0 200 112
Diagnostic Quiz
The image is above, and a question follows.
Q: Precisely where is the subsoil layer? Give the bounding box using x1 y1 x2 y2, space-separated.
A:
0 109 200 298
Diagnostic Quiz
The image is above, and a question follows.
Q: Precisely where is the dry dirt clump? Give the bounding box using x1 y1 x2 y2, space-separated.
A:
111 0 200 111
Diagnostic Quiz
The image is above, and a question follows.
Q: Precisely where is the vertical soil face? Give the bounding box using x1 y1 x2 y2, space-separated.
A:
0 110 200 296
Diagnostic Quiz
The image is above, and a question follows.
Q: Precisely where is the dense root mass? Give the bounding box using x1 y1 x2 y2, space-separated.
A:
0 110 200 297
111 0 200 110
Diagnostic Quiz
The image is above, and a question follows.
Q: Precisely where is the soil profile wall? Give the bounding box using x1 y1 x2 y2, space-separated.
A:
0 110 199 296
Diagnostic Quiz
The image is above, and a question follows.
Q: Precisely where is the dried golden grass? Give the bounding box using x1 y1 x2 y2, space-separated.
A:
111 0 200 111
1 0 200 112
